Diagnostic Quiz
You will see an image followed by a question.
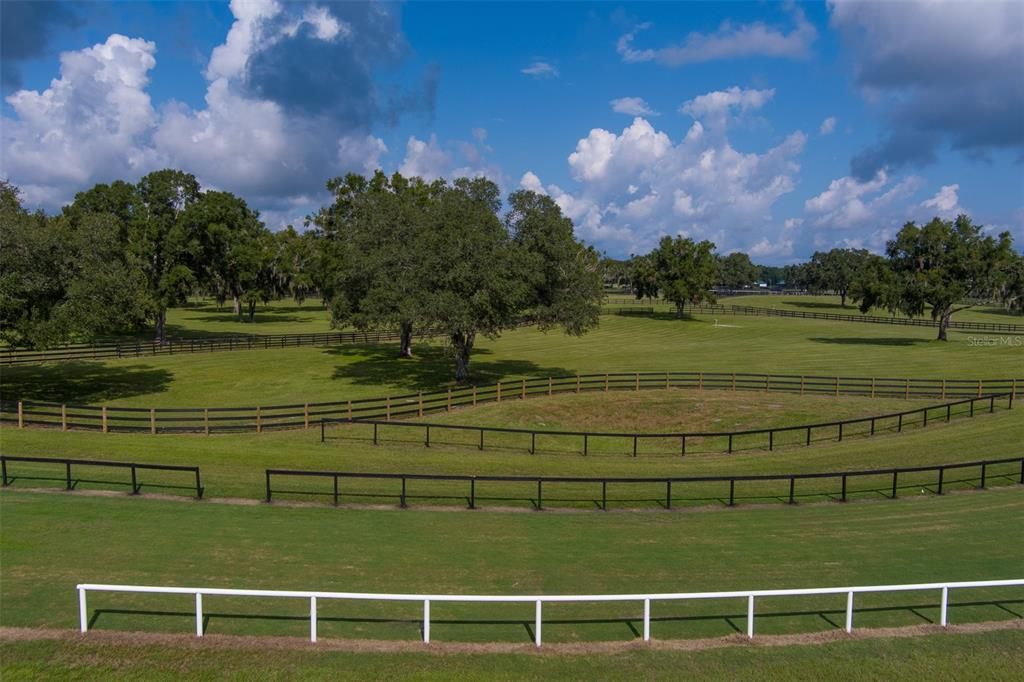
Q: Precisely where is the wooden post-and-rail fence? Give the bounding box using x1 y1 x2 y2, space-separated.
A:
1 373 1018 435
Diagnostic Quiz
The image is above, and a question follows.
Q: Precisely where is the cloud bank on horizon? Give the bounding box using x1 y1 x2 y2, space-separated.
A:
1 0 1021 263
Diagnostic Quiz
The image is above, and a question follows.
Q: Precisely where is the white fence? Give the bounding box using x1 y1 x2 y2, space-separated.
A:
77 579 1023 647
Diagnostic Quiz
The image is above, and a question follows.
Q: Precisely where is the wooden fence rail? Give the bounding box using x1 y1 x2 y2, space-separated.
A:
2 372 1019 435
265 456 1024 510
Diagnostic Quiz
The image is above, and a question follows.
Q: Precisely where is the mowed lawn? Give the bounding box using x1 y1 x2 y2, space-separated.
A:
718 294 1023 325
1 490 1021 644
2 313 1022 408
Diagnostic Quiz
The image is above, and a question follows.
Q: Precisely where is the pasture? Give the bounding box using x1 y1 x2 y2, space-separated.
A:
1 305 1022 676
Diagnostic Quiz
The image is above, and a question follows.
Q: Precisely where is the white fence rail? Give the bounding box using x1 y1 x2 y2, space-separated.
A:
76 579 1023 647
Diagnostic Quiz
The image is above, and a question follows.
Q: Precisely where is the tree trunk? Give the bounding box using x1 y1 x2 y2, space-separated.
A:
248 300 256 322
452 331 475 382
154 308 167 344
232 296 241 320
840 290 847 308
675 301 684 318
937 309 951 341
399 321 414 358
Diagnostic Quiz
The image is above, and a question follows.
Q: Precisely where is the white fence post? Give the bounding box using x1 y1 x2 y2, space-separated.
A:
310 596 317 642
195 592 203 637
940 587 949 626
643 598 651 641
845 591 854 633
423 599 430 643
535 600 542 647
79 587 88 633
746 595 754 638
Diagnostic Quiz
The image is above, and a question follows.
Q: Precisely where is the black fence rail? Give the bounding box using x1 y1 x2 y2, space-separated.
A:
321 393 1014 457
0 328 447 366
0 455 203 498
2 372 1019 435
265 457 1024 510
613 302 1024 333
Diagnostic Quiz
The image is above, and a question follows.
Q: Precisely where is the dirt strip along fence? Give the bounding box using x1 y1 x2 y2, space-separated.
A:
0 455 203 498
2 373 1018 435
613 302 1024 333
0 328 447 366
323 393 1013 457
265 456 1024 510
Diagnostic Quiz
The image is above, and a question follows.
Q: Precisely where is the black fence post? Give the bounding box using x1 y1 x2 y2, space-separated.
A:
806 427 811 446
400 476 407 507
1019 459 1024 484
990 396 995 413
970 399 975 417
841 475 847 502
666 480 672 510
320 420 325 443
891 471 898 499
470 478 476 510
425 425 430 448
530 432 535 455
870 418 875 436
681 435 686 457
728 434 733 454
1 457 7 487
788 477 795 504
537 479 543 510
65 461 72 490
479 429 484 451
937 467 944 495
195 469 203 499
838 423 844 442
946 404 951 422
583 434 588 456
923 409 928 428
728 479 735 506
333 474 339 506
265 471 272 502
130 465 138 495
601 481 607 511
898 414 903 432
633 435 638 458
373 423 378 445
980 463 986 489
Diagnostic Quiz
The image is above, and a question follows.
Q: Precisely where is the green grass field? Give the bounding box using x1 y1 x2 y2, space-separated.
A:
1 306 1022 677
718 294 1023 324
3 313 1021 408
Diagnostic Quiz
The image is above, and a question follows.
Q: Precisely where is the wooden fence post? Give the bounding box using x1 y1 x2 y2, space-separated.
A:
1013 378 1017 401
61 404 68 431
635 373 640 391
386 397 391 421
604 373 609 391
347 400 352 421
304 404 310 429
698 372 704 391
150 408 156 435
978 380 983 398
447 388 452 411
576 375 580 394
102 406 108 433
871 378 876 399
665 372 670 389
548 377 553 396
835 376 840 397
256 407 262 433
941 379 946 400
418 393 423 418
472 386 477 406
17 401 23 429
800 376 804 396
765 375 770 393
905 379 910 400
732 373 737 391
204 409 210 435
521 378 526 400
497 381 502 403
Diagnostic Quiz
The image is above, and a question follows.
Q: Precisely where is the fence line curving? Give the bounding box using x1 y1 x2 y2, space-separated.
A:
76 578 1024 645
1 372 1018 435
321 393 1013 457
264 456 1024 510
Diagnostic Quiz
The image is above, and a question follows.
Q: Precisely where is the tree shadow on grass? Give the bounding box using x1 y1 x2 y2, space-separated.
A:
327 344 573 391
0 362 172 403
807 337 927 347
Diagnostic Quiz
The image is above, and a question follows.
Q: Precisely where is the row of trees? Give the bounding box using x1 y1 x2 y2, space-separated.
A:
1 171 603 380
625 216 1023 340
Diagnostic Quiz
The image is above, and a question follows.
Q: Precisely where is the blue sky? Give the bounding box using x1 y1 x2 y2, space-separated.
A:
2 1 1022 263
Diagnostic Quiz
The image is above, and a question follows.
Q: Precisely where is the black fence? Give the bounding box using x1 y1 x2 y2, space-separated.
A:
3 372 1019 435
265 457 1024 510
0 329 445 366
322 393 1013 457
0 455 203 498
618 302 1024 333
